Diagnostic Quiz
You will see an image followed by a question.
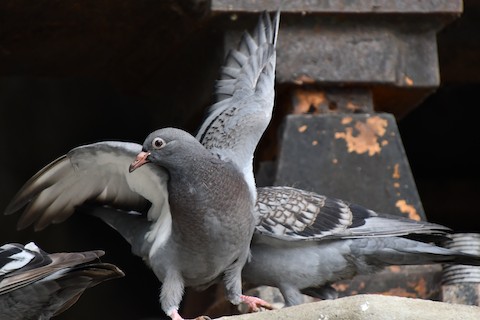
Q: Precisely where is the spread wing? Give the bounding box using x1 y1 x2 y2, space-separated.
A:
4 142 169 233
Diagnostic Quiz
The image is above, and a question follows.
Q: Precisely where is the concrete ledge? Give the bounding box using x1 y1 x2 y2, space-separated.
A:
218 294 480 320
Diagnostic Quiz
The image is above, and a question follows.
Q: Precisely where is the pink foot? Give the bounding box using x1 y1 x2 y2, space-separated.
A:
170 310 184 320
240 295 274 312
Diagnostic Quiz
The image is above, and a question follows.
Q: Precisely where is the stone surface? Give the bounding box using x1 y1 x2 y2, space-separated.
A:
218 294 480 320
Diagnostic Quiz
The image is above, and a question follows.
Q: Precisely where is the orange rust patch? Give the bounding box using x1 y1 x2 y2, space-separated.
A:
298 124 308 133
393 182 400 188
357 281 366 290
392 163 400 179
405 76 414 86
382 288 418 298
409 277 428 297
293 75 316 85
334 116 388 156
346 101 360 112
388 266 402 273
395 200 420 221
332 158 338 164
312 140 318 146
292 89 325 114
381 140 389 146
332 283 349 291
341 116 353 125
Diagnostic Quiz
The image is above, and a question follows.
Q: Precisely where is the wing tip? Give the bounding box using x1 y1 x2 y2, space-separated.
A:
4 154 70 216
4 201 20 216
263 9 280 47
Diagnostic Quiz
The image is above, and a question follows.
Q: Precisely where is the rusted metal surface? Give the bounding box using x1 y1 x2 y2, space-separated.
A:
213 0 462 118
441 233 480 306
290 88 374 115
212 0 462 14
275 18 438 88
220 14 441 86
334 265 443 301
442 284 480 306
272 113 425 220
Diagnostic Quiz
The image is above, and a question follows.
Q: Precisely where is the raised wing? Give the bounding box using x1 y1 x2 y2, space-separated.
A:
196 11 280 195
255 186 451 241
4 142 169 234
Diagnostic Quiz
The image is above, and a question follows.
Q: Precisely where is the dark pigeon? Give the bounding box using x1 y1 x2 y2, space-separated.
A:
0 242 124 320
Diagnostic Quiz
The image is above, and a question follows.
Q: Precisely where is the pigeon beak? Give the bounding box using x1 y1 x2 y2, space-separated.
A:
129 151 151 173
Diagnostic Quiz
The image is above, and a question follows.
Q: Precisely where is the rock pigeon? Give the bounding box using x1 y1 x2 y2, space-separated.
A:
128 127 272 319
0 242 124 320
244 186 480 307
4 10 280 320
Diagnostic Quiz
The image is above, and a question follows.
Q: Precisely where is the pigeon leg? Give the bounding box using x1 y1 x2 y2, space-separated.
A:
161 269 185 320
240 295 274 312
223 259 273 312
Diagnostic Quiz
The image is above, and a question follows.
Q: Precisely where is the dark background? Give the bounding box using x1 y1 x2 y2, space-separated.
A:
1 1 479 319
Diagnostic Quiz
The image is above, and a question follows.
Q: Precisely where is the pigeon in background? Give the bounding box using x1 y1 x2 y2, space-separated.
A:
0 242 124 320
243 186 480 307
4 10 280 320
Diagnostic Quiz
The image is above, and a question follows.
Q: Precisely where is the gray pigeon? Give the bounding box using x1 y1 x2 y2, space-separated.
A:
127 127 271 319
245 186 480 307
4 10 280 319
0 242 124 320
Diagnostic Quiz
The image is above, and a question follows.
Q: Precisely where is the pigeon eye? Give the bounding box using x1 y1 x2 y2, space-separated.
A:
152 137 165 149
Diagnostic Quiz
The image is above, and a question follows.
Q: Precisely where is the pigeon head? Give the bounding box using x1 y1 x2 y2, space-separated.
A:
129 127 204 172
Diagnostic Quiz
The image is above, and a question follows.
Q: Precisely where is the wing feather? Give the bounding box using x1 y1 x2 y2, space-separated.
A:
5 142 169 232
196 11 280 197
255 186 451 241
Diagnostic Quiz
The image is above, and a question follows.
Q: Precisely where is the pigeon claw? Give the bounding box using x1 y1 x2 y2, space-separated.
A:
240 295 274 312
